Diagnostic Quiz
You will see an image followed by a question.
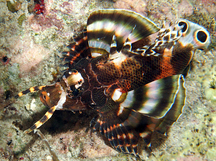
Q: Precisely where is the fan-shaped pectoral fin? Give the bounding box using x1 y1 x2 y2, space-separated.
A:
87 9 159 55
156 74 186 134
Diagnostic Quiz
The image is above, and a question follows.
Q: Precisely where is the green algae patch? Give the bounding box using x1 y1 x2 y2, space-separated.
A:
18 14 26 27
206 147 216 160
202 64 216 103
6 0 22 13
181 113 216 159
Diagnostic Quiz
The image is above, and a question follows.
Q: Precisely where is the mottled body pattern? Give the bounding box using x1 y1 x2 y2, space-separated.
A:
15 9 210 156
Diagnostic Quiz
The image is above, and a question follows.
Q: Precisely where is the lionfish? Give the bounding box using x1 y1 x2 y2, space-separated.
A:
15 9 210 156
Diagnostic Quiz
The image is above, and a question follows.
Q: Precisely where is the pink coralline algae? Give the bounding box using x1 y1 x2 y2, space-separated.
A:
178 0 193 17
28 13 64 32
113 0 148 16
11 35 50 73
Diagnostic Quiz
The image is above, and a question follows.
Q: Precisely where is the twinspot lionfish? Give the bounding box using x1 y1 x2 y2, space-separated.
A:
15 9 210 157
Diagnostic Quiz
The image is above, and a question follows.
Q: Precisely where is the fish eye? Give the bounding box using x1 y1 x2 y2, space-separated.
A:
42 94 46 100
196 30 207 43
40 91 50 101
178 21 188 33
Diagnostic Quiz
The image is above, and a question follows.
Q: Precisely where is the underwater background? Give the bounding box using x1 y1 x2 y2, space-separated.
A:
0 0 215 160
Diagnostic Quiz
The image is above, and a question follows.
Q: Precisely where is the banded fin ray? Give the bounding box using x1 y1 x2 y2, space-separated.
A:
87 9 159 56
62 29 91 69
94 100 140 157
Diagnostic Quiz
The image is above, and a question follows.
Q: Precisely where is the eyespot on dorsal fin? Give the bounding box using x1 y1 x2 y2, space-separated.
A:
176 19 211 50
87 9 159 55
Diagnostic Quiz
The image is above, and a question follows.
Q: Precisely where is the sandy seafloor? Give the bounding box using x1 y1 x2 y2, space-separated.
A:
0 0 215 160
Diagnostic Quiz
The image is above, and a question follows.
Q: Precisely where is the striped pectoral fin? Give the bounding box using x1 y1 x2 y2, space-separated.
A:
156 75 186 134
87 9 159 55
15 85 46 98
120 74 185 119
25 105 57 134
109 75 186 145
